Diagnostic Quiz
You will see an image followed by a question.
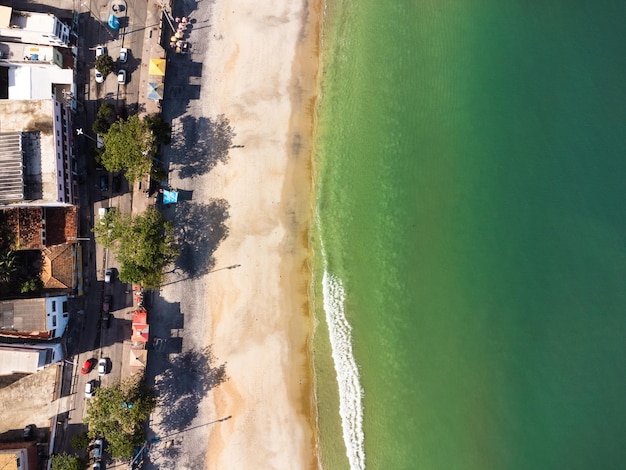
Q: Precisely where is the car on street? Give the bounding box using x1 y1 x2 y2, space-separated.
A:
23 424 35 440
85 380 97 398
95 46 105 58
93 438 104 459
102 311 111 329
104 268 113 283
117 69 126 84
81 358 97 374
95 69 104 83
102 295 112 314
100 175 108 192
93 463 101 470
119 47 128 62
98 358 108 376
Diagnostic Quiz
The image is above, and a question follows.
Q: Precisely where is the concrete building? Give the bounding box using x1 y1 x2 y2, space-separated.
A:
0 296 69 340
0 100 77 205
0 441 38 470
0 6 70 48
0 343 63 375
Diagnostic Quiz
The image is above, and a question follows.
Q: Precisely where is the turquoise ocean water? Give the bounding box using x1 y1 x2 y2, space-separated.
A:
312 1 626 469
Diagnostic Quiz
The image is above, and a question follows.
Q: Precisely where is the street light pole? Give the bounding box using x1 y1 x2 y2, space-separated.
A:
76 128 98 145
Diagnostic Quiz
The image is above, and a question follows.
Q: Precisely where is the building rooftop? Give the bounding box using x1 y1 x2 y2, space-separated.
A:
0 298 48 337
0 132 23 203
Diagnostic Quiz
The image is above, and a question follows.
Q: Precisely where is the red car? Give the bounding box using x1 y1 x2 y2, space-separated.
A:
81 358 97 375
102 295 111 314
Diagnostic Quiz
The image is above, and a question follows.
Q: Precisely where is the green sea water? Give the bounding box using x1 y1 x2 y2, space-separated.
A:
312 1 626 469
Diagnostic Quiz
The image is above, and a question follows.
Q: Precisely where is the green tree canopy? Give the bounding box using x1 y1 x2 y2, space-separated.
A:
95 54 114 76
84 377 157 459
92 102 117 134
144 113 172 145
93 207 178 288
50 453 83 470
101 115 156 183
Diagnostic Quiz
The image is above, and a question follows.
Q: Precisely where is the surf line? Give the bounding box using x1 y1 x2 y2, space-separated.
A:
322 269 366 470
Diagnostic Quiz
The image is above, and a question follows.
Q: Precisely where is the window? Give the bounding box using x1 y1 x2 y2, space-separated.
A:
51 301 57 312
51 329 56 338
52 315 57 327
63 301 68 312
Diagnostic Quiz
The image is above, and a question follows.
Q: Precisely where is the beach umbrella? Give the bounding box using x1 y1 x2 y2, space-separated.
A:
162 189 179 204
146 81 164 100
107 14 120 30
148 58 166 76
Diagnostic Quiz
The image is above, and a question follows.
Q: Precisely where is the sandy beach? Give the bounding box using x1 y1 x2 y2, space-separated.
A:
153 0 321 468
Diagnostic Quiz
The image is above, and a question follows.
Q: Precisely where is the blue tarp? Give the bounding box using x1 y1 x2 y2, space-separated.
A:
162 190 178 204
108 14 120 30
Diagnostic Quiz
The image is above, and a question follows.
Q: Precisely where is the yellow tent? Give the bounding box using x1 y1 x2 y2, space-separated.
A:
148 58 166 76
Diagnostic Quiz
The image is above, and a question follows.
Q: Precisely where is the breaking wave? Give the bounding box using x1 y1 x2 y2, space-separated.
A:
322 268 366 470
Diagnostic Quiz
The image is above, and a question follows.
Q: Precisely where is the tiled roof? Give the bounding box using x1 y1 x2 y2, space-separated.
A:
41 243 75 289
45 206 78 245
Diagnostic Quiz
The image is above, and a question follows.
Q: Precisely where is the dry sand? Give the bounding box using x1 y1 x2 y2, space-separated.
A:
158 0 322 468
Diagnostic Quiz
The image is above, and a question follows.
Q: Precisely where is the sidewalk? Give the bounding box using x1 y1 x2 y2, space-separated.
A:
137 0 168 119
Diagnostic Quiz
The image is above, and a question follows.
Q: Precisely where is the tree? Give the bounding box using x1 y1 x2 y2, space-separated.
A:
0 248 16 282
70 432 90 452
101 115 156 183
93 207 178 287
92 102 117 134
144 113 172 145
94 54 114 77
84 377 157 459
20 277 43 294
50 453 83 470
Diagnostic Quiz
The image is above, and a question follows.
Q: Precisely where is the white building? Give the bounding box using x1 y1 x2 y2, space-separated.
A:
0 6 70 48
0 343 63 375
0 296 70 340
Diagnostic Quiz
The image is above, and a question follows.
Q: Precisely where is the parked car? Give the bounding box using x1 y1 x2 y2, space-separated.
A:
100 175 108 192
119 47 128 63
23 424 35 441
93 463 101 470
95 46 105 58
98 358 108 376
117 69 126 84
102 311 111 329
81 358 97 375
93 438 104 459
102 295 112 314
85 380 97 398
95 69 104 83
104 268 113 283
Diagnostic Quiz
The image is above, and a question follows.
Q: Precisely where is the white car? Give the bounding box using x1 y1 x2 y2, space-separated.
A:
85 380 96 398
104 268 113 283
95 46 105 58
119 47 128 63
95 69 104 83
93 438 103 459
117 69 126 84
98 358 108 376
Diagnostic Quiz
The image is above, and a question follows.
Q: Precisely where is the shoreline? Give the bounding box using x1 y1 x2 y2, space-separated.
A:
197 0 323 467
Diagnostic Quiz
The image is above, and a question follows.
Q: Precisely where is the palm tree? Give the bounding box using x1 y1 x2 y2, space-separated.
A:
0 248 17 282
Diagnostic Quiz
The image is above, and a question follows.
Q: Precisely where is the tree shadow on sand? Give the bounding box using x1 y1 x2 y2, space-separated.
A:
155 347 227 433
170 115 235 179
173 199 230 277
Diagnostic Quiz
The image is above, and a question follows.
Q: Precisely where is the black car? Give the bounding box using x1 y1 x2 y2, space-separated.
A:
102 312 111 329
100 175 109 192
23 424 35 440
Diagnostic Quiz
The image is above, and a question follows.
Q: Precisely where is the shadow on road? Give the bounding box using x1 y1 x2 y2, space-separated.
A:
170 115 235 179
154 347 227 433
172 199 230 277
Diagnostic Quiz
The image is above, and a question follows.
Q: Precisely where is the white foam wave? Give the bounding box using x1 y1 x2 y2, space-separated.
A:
322 269 366 470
